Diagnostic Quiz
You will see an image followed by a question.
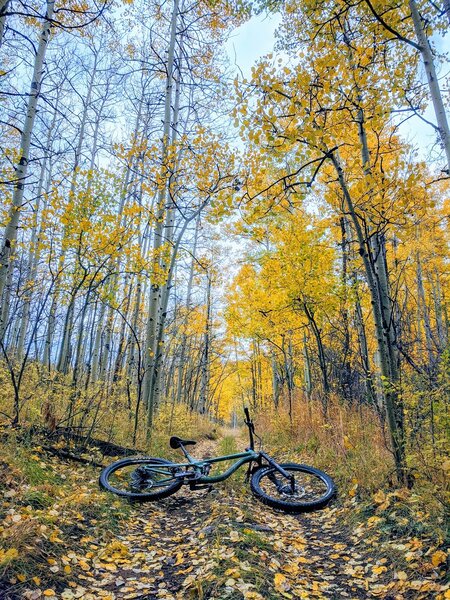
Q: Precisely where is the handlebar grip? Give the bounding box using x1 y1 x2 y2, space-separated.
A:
244 407 250 421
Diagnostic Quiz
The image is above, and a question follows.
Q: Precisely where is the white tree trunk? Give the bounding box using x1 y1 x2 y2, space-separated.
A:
176 214 200 404
409 0 450 172
0 0 55 335
16 103 58 361
142 0 180 431
0 0 10 47
198 274 212 414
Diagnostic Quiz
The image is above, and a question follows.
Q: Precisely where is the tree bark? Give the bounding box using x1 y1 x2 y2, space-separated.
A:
408 0 450 172
198 273 212 414
142 0 180 433
0 0 55 334
330 150 406 482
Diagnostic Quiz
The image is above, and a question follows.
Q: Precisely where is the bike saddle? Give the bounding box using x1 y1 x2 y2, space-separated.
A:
169 436 197 449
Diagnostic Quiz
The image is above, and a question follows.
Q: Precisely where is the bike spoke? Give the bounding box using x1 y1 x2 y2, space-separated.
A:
259 469 329 504
108 463 178 494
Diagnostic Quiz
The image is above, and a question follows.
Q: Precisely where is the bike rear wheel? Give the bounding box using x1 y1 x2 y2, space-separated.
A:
99 457 183 501
250 463 335 513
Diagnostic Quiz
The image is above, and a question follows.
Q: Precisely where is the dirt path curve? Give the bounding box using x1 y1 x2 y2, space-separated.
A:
69 432 439 600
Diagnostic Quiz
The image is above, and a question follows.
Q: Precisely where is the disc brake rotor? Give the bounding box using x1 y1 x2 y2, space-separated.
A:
278 482 306 498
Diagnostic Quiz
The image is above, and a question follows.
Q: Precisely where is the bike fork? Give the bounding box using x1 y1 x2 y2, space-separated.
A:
261 452 296 492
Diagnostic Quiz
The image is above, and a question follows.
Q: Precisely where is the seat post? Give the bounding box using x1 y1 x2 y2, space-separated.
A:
179 443 196 463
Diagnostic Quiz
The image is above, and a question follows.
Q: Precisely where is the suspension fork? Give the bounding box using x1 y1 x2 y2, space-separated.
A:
260 452 296 492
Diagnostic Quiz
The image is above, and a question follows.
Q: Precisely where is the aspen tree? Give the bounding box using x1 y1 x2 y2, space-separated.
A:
142 0 180 432
0 0 55 337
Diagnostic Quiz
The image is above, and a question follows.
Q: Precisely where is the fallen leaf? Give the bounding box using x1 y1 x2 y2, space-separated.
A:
274 572 291 592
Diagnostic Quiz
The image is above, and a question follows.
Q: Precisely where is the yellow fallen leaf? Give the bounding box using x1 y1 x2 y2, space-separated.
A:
442 460 450 473
333 543 346 550
274 572 291 592
283 563 299 575
431 550 447 567
64 564 72 574
224 568 240 578
0 548 18 566
43 591 56 597
244 592 264 600
373 490 385 504
372 566 387 575
396 571 407 580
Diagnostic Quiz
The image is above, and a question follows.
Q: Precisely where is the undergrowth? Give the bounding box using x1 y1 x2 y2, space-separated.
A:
254 396 449 546
0 428 131 597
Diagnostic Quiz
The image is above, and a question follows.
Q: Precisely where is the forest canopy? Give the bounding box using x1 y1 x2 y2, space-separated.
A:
0 0 449 488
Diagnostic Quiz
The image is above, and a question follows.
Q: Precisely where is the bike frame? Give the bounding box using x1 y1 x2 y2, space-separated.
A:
166 448 261 484
146 408 294 488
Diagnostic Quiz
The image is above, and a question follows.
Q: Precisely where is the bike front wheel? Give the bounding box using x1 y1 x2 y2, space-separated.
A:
99 457 183 501
250 463 335 513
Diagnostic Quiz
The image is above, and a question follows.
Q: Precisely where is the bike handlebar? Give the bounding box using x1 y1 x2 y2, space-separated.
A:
244 407 250 422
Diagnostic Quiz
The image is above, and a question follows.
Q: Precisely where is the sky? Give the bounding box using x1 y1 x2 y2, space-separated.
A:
225 12 450 164
226 13 282 78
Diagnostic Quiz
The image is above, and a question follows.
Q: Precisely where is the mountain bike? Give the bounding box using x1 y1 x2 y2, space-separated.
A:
99 408 336 512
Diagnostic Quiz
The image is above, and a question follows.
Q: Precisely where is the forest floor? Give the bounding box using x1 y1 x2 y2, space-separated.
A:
0 429 448 600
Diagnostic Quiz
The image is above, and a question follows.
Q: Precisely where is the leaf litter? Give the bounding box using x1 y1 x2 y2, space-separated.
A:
1 435 448 600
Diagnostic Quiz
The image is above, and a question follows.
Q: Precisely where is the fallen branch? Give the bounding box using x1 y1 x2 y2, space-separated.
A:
41 445 106 468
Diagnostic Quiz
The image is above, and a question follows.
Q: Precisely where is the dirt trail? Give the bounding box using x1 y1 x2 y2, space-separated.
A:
75 491 370 600
62 431 443 600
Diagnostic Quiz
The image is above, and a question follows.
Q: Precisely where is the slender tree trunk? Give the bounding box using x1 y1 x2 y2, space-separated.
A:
272 352 281 407
16 107 57 362
90 300 106 383
303 303 329 415
72 289 92 386
0 0 55 333
330 150 406 482
198 273 211 414
0 0 9 46
303 331 312 399
353 280 377 406
142 0 179 434
416 253 435 371
431 267 447 349
176 215 200 404
0 265 14 340
57 294 76 374
113 277 132 381
409 0 450 172
146 205 201 420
